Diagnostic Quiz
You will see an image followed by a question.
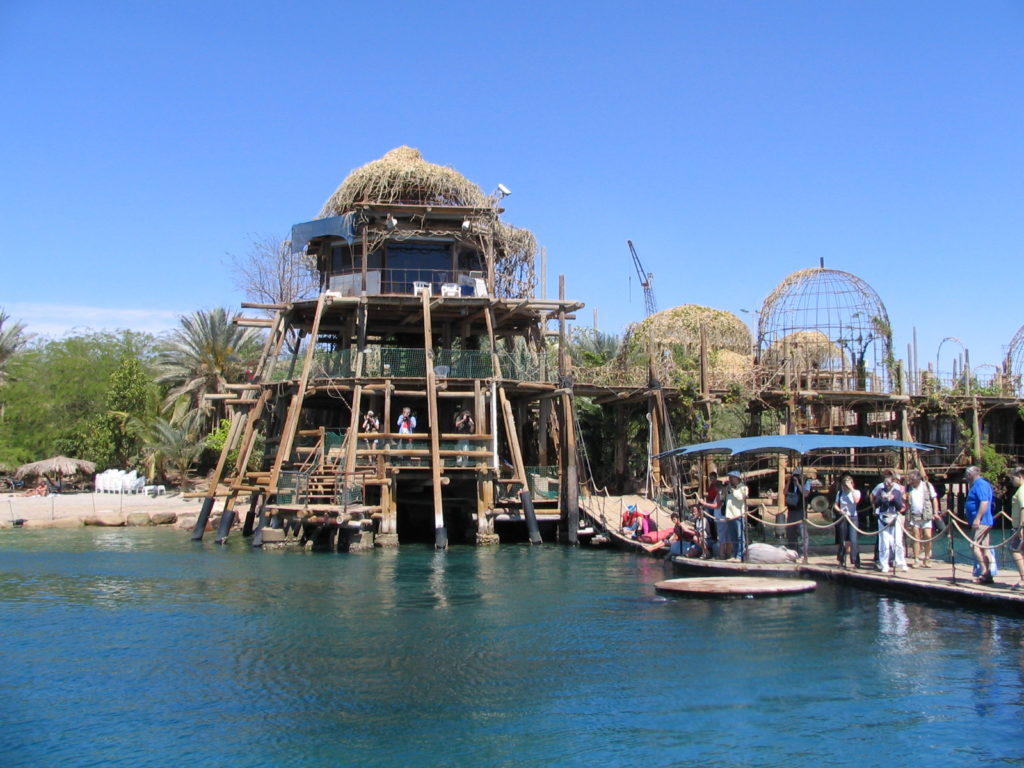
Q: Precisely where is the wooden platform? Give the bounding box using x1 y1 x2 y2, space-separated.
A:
655 576 817 598
669 553 1024 615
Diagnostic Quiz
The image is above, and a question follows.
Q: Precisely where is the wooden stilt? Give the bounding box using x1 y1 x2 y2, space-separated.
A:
421 290 446 547
268 293 328 494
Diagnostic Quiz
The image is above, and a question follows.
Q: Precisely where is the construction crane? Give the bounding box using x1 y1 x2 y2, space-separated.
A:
628 240 657 316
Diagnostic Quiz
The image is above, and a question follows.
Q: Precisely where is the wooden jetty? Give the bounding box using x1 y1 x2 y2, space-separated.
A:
668 554 1024 615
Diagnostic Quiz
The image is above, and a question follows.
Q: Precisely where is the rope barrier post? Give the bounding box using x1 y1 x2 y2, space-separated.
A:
949 512 956 583
801 515 808 564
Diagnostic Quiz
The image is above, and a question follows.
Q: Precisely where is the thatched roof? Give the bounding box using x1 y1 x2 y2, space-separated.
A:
15 456 96 479
762 330 845 369
318 146 488 216
317 147 537 297
621 305 752 359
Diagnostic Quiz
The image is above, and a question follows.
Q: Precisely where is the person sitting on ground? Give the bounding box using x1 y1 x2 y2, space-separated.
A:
621 504 643 537
642 509 710 557
21 479 49 497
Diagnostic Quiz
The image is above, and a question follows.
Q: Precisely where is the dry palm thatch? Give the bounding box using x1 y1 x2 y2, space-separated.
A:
762 329 845 370
15 455 96 480
615 305 753 389
318 147 537 298
318 146 489 214
621 305 752 359
709 349 755 388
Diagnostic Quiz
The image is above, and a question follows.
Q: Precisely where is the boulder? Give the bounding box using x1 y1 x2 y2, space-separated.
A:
84 511 126 527
23 516 84 529
149 511 177 526
126 512 152 527
174 514 198 531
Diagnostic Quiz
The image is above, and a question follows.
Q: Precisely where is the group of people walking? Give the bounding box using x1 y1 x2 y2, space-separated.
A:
671 464 1024 587
794 465 1024 587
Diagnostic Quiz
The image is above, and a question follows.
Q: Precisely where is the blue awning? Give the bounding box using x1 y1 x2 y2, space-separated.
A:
655 434 943 460
290 214 358 253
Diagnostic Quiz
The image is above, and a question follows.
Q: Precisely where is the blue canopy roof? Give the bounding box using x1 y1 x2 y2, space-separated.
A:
655 434 942 460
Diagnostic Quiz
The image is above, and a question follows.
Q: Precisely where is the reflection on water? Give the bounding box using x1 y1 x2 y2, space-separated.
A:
0 528 1021 768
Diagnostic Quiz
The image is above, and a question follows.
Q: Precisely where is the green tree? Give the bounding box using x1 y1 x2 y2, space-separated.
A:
0 331 157 464
87 355 158 470
156 308 262 431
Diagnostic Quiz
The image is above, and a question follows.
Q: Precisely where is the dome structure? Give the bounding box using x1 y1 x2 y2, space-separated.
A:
1005 325 1024 394
316 146 536 298
618 305 754 388
757 267 893 390
318 146 488 215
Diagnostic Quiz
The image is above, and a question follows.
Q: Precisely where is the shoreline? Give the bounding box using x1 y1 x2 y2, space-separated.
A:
0 491 204 529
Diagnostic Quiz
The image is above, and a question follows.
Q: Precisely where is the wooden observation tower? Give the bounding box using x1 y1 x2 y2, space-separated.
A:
197 148 583 548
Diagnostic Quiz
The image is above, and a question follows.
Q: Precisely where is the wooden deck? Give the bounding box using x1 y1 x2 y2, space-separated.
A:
668 554 1024 615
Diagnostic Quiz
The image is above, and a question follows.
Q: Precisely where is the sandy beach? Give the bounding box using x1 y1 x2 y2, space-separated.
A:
0 490 206 529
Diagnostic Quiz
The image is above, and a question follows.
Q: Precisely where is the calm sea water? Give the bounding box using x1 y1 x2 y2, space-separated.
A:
0 529 1021 768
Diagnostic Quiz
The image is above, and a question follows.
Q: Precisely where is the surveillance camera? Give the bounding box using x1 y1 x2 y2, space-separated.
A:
497 184 511 197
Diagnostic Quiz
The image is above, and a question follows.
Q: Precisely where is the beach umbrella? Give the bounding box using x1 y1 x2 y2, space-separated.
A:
14 456 96 481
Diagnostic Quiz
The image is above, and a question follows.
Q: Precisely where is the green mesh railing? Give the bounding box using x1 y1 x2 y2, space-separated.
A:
526 466 560 500
434 349 493 378
276 470 309 506
336 483 364 506
265 346 555 383
325 429 347 452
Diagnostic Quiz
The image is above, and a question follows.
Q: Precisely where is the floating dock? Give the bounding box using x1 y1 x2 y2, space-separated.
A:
669 554 1024 615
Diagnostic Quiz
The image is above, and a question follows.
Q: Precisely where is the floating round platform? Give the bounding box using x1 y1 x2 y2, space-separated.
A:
655 577 817 598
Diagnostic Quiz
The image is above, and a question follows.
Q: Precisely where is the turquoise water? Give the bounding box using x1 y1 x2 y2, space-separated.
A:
0 529 1021 768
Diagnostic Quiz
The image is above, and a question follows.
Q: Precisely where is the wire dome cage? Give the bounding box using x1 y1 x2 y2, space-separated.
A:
1005 324 1024 395
757 267 894 392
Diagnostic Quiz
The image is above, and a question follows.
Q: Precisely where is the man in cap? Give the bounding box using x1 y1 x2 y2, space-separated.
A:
721 470 748 561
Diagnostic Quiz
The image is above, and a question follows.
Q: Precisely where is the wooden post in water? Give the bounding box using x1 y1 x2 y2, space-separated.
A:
421 290 446 549
557 276 579 545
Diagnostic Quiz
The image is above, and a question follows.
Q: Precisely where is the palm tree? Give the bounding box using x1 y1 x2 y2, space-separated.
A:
0 309 31 423
136 416 204 489
0 309 30 386
156 308 261 432
571 329 621 366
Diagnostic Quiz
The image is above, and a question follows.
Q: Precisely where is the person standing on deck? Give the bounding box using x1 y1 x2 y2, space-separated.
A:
872 470 906 573
397 407 416 437
721 470 748 561
1008 467 1024 590
906 470 939 567
784 468 807 548
965 465 995 584
833 474 861 568
454 406 474 466
698 471 721 550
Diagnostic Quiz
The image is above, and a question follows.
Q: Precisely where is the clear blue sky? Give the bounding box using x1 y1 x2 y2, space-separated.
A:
1 1 1020 375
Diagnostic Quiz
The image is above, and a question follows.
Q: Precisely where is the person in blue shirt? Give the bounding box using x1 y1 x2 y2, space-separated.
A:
965 465 995 584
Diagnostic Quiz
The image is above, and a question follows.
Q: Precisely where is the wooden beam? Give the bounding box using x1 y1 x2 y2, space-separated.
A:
421 289 446 537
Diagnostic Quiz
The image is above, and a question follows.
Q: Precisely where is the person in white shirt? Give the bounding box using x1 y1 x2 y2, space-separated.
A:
906 470 939 567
